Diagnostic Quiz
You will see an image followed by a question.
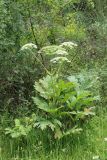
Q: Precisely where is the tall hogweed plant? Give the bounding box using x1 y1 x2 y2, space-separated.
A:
5 41 98 140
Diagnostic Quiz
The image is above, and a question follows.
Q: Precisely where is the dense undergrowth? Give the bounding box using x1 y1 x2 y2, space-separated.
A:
1 108 107 160
1 0 107 160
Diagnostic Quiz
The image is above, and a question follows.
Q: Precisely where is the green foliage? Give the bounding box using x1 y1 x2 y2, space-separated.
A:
33 74 96 139
1 0 107 159
5 73 97 140
0 0 93 112
68 69 100 96
99 63 107 105
85 19 107 63
5 115 36 138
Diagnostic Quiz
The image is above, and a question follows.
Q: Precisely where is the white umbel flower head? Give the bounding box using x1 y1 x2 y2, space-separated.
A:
21 43 37 51
60 41 77 49
92 155 100 160
50 56 71 64
55 50 68 56
104 137 107 141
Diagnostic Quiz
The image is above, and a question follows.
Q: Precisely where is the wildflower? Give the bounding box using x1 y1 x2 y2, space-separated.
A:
104 137 107 141
55 49 68 56
50 56 71 63
92 155 100 159
60 41 78 49
40 45 66 55
21 43 37 51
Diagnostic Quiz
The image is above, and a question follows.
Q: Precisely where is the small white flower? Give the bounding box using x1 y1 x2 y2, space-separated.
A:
55 50 68 55
50 56 70 63
21 43 37 51
104 137 107 141
60 41 78 49
92 155 100 160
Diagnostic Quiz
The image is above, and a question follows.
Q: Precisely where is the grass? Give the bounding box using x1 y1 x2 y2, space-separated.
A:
1 108 107 160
